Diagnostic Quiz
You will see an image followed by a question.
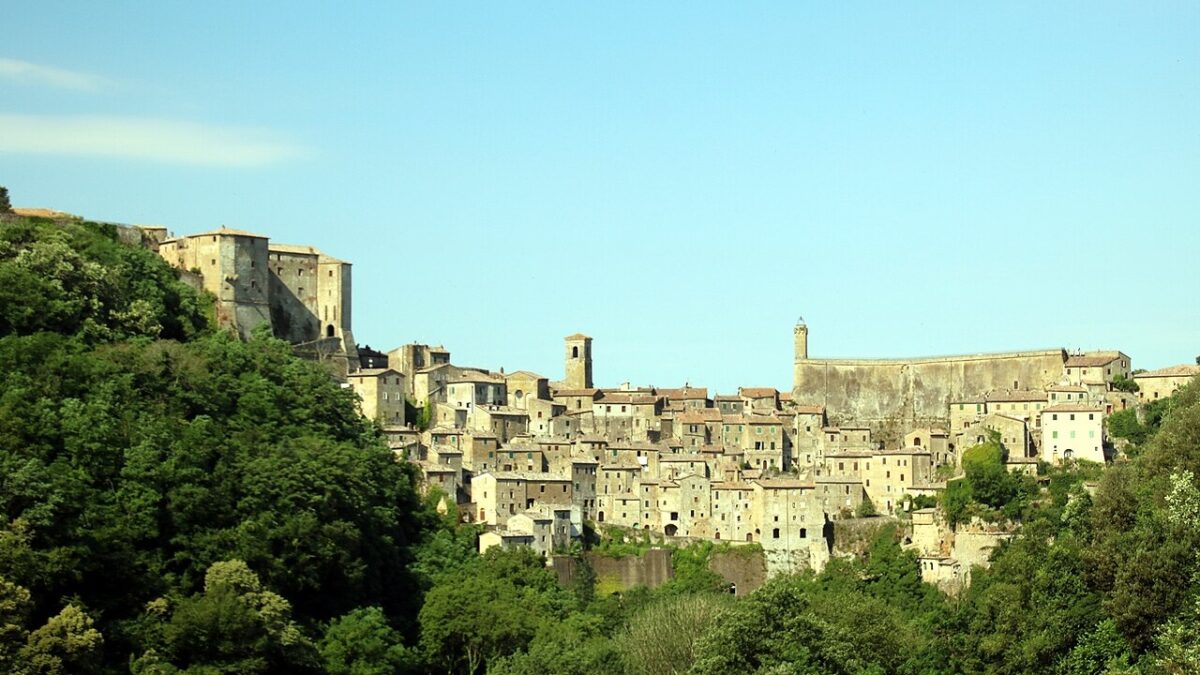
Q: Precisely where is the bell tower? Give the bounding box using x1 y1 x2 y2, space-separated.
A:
794 318 808 361
564 333 593 389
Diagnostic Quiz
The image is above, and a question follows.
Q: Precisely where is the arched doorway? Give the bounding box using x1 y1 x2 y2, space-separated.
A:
664 524 678 537
326 324 335 338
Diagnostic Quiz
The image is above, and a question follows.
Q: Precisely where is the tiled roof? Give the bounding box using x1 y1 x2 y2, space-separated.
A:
738 387 779 398
1065 354 1120 367
505 370 547 379
985 389 1047 402
555 388 600 397
658 386 709 400
1042 403 1105 413
678 409 723 423
193 225 268 239
1135 365 1200 379
349 368 400 378
753 479 814 489
791 404 826 415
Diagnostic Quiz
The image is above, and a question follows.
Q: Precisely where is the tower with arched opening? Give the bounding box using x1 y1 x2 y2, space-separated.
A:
564 333 593 389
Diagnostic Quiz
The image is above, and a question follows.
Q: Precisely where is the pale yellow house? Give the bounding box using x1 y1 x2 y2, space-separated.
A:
346 368 406 425
1040 404 1105 464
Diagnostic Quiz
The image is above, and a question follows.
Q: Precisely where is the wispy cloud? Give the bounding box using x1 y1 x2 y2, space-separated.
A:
0 58 108 92
0 114 310 167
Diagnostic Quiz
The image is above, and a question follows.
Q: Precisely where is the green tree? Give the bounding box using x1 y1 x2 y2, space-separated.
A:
618 592 730 675
1111 374 1139 393
134 560 316 673
418 548 564 673
689 574 919 674
319 607 414 675
0 187 11 214
856 493 878 517
18 604 104 675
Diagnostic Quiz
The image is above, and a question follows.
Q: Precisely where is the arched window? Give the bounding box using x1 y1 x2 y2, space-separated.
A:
572 346 579 358
326 325 335 338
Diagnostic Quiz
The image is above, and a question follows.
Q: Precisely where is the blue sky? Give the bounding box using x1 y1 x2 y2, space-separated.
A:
2 2 1197 391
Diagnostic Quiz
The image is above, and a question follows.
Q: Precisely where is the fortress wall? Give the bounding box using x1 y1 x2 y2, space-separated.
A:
794 350 1066 426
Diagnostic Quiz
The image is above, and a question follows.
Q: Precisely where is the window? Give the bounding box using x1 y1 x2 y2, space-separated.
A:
772 528 780 539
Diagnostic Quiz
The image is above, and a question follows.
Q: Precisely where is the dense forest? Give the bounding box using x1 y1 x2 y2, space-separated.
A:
1 211 1198 674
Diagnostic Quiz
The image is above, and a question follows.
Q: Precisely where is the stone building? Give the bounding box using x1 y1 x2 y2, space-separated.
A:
1134 365 1200 402
505 370 550 409
1040 404 1106 464
158 228 272 338
157 227 356 368
346 368 406 426
389 343 451 396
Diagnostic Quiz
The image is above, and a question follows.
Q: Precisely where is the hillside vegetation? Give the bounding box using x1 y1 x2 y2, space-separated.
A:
1 212 1198 673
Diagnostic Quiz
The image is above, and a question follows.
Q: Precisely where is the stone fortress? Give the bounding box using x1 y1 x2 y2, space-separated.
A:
148 223 1200 588
152 226 358 373
792 321 1070 429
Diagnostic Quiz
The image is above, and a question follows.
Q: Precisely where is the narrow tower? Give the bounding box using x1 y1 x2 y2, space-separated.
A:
794 318 808 361
564 333 593 389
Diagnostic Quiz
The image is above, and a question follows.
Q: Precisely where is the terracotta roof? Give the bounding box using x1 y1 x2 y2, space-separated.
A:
1135 365 1200 379
505 370 547 379
660 454 706 462
192 225 268 239
484 471 571 482
792 404 825 415
738 387 779 398
599 462 642 471
597 392 658 405
535 437 571 445
712 482 753 490
348 368 401 378
555 388 600 397
985 389 1047 402
658 386 709 400
1065 354 1120 367
678 409 722 423
1048 384 1087 392
754 479 814 489
1043 403 1105 413
885 446 932 456
450 369 503 383
564 333 591 340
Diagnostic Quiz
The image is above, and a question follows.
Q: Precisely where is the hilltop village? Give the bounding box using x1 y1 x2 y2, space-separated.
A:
150 224 1200 589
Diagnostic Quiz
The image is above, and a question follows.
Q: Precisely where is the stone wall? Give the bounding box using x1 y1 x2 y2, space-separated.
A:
552 546 769 596
552 549 674 590
794 350 1067 428
709 548 767 596
831 516 900 559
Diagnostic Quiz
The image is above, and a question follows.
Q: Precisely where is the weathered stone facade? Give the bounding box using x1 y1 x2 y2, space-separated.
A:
157 227 356 369
793 322 1066 428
